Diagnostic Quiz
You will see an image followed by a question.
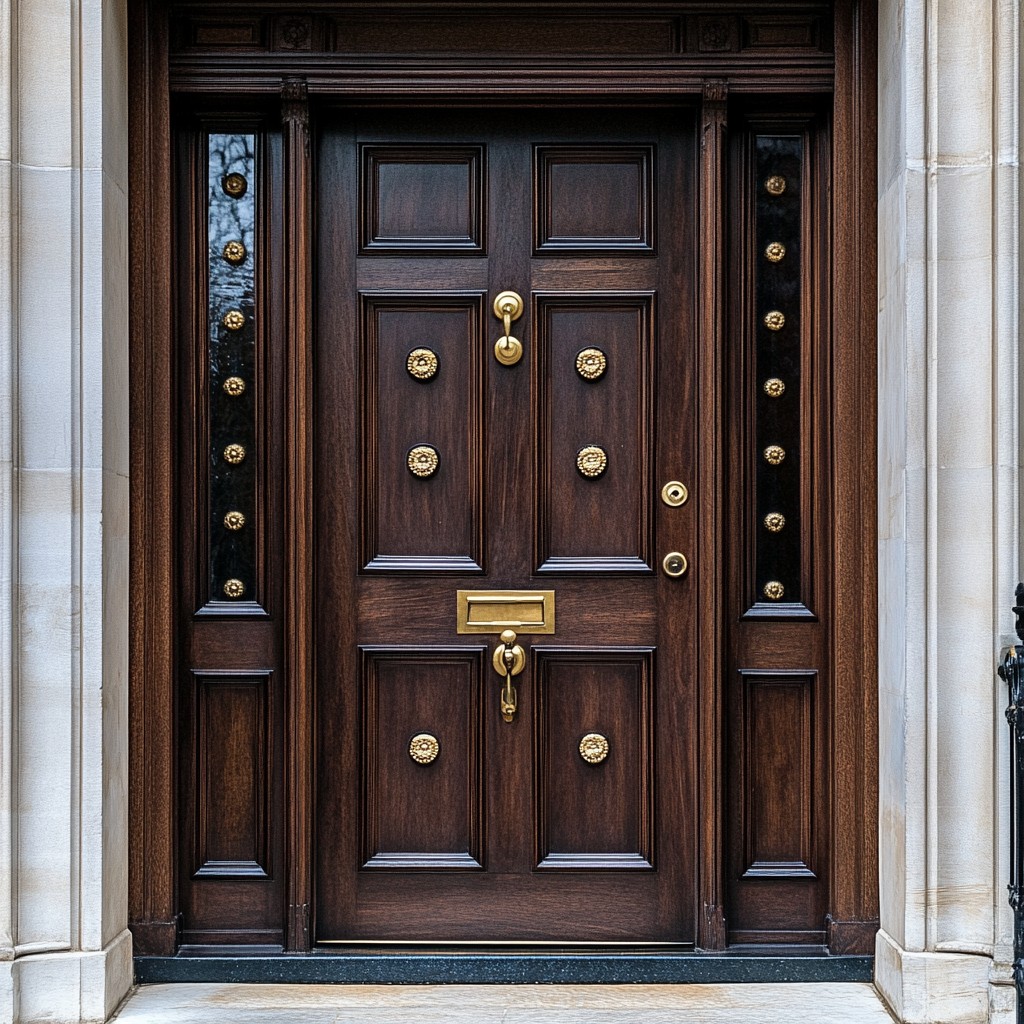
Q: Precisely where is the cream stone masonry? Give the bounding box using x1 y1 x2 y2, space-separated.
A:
876 0 1020 1020
0 1 132 1023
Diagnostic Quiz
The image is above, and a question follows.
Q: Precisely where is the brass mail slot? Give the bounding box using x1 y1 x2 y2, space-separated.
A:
456 590 556 634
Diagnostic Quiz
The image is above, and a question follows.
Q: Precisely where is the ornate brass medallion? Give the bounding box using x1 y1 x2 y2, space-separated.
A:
222 240 247 265
579 733 609 764
223 578 246 599
763 445 786 466
763 310 786 332
222 172 248 198
576 445 608 478
223 443 246 465
575 347 607 381
409 733 440 765
222 309 246 331
762 580 785 601
765 175 787 196
223 376 246 397
765 241 786 262
223 510 246 531
406 348 439 381
763 377 785 398
764 512 786 533
407 445 439 478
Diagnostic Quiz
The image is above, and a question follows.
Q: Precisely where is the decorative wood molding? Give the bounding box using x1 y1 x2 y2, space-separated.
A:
696 77 728 951
282 74 315 953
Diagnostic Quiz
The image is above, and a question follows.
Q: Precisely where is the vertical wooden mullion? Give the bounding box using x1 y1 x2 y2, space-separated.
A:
696 79 728 950
282 77 314 952
128 0 178 956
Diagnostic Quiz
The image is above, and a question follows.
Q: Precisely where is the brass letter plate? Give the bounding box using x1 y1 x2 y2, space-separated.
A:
457 590 556 634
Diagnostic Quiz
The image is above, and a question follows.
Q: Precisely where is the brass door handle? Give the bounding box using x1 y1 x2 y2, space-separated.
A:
493 291 524 366
492 629 525 722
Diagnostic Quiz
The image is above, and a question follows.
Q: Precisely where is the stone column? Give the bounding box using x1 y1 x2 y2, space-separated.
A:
0 1 131 1022
876 0 1020 1020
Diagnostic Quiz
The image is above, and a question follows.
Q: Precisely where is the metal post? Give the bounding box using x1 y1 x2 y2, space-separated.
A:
998 582 1024 1021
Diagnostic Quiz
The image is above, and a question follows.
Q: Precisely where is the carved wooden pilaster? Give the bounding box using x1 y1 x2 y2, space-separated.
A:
282 76 314 952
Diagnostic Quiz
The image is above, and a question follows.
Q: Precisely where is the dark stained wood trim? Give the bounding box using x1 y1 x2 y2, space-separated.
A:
281 77 315 952
696 78 728 951
827 0 879 954
128 0 179 956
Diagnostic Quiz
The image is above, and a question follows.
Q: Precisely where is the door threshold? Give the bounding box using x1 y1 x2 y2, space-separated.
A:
134 948 873 985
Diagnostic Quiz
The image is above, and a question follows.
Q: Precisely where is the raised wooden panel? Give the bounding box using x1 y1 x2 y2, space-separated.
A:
192 670 272 878
743 16 824 50
738 670 816 878
533 648 654 870
535 147 655 256
336 16 678 54
360 293 485 572
360 648 485 869
361 146 485 255
534 294 655 573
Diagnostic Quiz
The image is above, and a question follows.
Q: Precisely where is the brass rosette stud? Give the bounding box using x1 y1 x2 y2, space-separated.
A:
222 309 246 331
765 175 787 196
765 241 786 263
223 578 246 599
223 376 246 397
763 445 786 466
222 240 247 265
223 510 246 531
762 580 785 601
222 173 248 198
575 347 608 381
579 733 609 764
763 310 786 332
223 443 246 465
763 377 785 398
576 445 608 479
406 348 439 381
764 512 786 533
409 733 440 765
407 445 439 479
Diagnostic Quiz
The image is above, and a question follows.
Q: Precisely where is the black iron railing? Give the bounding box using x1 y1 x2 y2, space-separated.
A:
998 581 1024 1021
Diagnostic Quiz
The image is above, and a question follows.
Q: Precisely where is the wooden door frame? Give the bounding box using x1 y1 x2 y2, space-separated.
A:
128 0 877 957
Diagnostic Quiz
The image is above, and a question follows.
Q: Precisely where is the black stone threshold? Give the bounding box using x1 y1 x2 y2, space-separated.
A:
134 948 873 985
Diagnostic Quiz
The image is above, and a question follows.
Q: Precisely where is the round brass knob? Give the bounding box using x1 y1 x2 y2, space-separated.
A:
576 445 608 479
763 580 785 601
223 173 248 198
223 443 246 465
764 512 786 533
764 241 786 263
579 733 609 764
494 335 523 366
662 552 688 578
223 376 246 397
409 733 440 765
222 309 246 331
223 510 246 531
763 377 785 398
763 445 786 466
223 578 245 599
763 310 786 332
575 347 607 381
222 240 247 265
661 481 689 507
407 347 439 381
765 175 787 196
407 444 439 478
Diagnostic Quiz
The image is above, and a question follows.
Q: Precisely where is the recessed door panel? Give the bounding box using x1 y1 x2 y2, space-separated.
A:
534 649 654 869
360 648 485 869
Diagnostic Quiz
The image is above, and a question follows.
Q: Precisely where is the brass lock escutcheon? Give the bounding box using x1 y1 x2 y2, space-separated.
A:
493 290 524 366
662 552 689 578
661 481 689 507
493 629 526 723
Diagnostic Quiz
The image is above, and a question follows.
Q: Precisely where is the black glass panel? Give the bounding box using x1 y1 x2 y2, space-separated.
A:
207 133 257 604
754 135 802 605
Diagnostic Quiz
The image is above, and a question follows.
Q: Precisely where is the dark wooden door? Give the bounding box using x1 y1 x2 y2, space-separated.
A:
315 109 698 942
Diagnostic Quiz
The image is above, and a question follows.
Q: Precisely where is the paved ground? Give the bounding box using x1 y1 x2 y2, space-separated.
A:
113 982 896 1022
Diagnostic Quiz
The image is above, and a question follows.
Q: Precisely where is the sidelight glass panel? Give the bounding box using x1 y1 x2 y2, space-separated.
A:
207 132 257 605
